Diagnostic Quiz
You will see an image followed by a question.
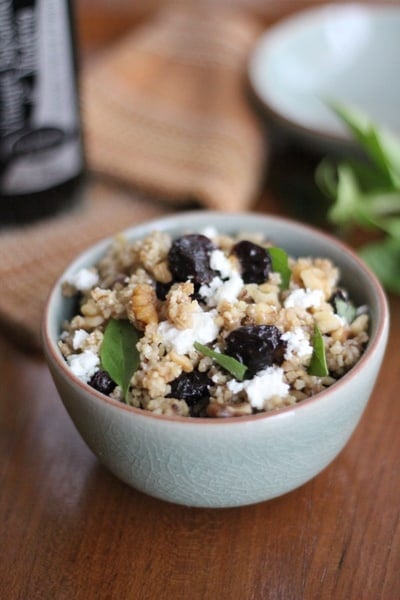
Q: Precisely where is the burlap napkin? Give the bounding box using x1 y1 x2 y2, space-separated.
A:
83 8 265 210
0 182 172 350
0 8 266 351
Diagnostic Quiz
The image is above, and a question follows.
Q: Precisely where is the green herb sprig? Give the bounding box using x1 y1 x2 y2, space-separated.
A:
316 102 400 294
333 298 356 324
308 325 329 377
194 342 247 381
100 318 141 402
268 247 291 289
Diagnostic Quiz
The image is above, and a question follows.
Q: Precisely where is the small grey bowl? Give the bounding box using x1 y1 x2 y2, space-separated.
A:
43 212 389 508
248 4 400 155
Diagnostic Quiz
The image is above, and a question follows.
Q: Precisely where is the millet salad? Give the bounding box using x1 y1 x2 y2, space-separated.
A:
58 227 369 418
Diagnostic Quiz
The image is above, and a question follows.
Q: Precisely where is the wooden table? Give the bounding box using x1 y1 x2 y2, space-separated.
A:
1 283 399 599
1 3 400 598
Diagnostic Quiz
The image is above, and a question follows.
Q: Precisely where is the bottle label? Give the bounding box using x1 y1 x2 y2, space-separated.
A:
0 0 83 195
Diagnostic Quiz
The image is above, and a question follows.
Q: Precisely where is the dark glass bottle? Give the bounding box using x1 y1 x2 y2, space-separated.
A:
0 0 85 225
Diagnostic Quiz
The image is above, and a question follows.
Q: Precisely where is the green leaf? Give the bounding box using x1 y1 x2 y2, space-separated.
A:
359 238 400 294
316 155 391 198
316 102 400 295
333 298 356 324
327 164 361 226
315 158 339 199
329 102 400 188
322 165 400 233
268 247 291 289
194 342 247 381
379 217 400 239
308 325 329 377
346 159 393 194
363 192 400 218
100 319 141 402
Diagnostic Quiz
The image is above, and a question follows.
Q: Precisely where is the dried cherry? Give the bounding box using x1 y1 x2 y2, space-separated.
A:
168 234 216 285
232 240 272 284
155 280 173 300
88 370 116 395
167 370 212 407
225 325 286 376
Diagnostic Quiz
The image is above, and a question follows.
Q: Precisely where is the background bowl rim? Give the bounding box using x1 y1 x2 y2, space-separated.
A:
247 2 400 145
42 210 390 426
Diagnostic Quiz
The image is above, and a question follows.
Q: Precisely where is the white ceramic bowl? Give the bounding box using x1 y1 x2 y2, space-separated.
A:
248 4 400 153
43 212 389 508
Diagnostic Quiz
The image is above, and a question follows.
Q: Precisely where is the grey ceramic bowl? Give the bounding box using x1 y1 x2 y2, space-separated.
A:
43 212 389 508
248 4 400 155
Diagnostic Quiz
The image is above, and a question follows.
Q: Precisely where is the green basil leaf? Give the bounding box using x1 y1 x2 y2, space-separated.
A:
334 298 356 324
194 342 247 381
327 164 362 226
359 238 400 294
268 247 291 289
379 216 400 238
308 325 329 377
316 102 400 295
315 158 339 200
346 159 393 194
100 319 141 402
329 102 400 187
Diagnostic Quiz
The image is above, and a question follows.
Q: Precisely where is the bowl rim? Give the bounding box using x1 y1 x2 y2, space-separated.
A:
42 210 389 426
247 2 400 146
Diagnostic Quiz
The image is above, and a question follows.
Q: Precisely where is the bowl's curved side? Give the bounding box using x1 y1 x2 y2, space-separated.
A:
46 328 386 508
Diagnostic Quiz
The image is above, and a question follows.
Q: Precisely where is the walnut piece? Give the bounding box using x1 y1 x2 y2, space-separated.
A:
166 282 198 329
129 284 158 329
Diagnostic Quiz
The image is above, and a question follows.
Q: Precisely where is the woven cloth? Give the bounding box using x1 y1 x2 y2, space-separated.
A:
0 8 265 350
0 182 172 349
83 8 265 210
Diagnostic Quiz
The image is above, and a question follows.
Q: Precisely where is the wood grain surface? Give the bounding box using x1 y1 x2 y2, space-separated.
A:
1 2 399 598
0 288 399 599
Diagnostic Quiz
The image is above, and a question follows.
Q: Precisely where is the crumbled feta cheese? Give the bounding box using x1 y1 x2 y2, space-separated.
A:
226 379 245 395
335 314 347 326
199 272 243 307
199 276 223 304
209 249 235 279
201 226 218 239
284 288 324 309
67 350 100 382
281 327 313 360
227 366 289 410
72 329 89 350
157 309 218 355
65 268 99 291
215 271 243 304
